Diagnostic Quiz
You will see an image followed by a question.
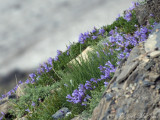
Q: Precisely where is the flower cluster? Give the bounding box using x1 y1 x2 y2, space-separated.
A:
66 20 158 106
66 61 115 106
67 45 71 55
78 32 90 44
54 50 62 61
0 57 54 101
78 27 106 44
66 79 96 106
105 22 157 65
98 61 116 81
123 1 140 22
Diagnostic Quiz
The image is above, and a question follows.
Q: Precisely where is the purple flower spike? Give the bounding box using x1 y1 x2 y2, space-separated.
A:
124 11 132 21
48 57 53 66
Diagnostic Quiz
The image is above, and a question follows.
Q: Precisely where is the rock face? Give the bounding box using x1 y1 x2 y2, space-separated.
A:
134 0 160 25
68 46 93 65
91 24 160 120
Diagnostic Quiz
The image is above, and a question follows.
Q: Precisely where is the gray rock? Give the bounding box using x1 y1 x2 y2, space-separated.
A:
117 61 139 83
148 51 160 58
91 26 160 120
104 93 113 101
134 0 160 26
144 59 155 70
134 3 149 25
145 25 160 53
148 72 160 82
142 80 155 87
52 107 70 120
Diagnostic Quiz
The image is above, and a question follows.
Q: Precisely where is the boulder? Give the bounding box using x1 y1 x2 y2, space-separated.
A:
134 0 160 25
52 107 70 120
68 46 93 65
91 24 160 120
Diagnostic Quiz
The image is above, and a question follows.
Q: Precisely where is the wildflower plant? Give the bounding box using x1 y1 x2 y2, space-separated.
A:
3 0 158 119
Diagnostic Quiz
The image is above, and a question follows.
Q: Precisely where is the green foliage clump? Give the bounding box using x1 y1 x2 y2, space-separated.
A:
9 85 53 118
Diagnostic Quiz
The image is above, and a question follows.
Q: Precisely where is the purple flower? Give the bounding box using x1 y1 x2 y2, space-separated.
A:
109 29 114 35
54 50 62 61
90 78 98 84
99 28 105 35
37 68 42 75
57 50 62 56
98 65 104 71
105 61 116 72
25 79 30 84
124 11 132 21
11 89 15 93
67 45 71 51
78 33 85 44
67 45 71 55
48 57 53 66
29 73 36 80
14 85 18 91
0 116 3 120
104 81 109 87
36 76 40 81
18 80 23 84
31 101 36 107
92 35 98 40
83 94 91 102
54 56 59 61
78 32 90 44
109 36 116 43
25 109 30 112
64 84 68 87
85 81 92 90
67 51 70 55
0 112 4 115
140 26 148 34
96 51 100 58
43 62 50 72
92 27 97 33
116 14 121 20
7 91 11 96
128 2 138 11
118 52 125 60
149 13 154 17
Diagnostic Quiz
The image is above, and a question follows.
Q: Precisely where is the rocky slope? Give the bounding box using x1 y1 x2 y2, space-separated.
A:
91 21 160 120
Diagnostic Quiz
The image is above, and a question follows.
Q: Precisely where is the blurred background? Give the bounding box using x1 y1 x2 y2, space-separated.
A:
0 0 137 95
